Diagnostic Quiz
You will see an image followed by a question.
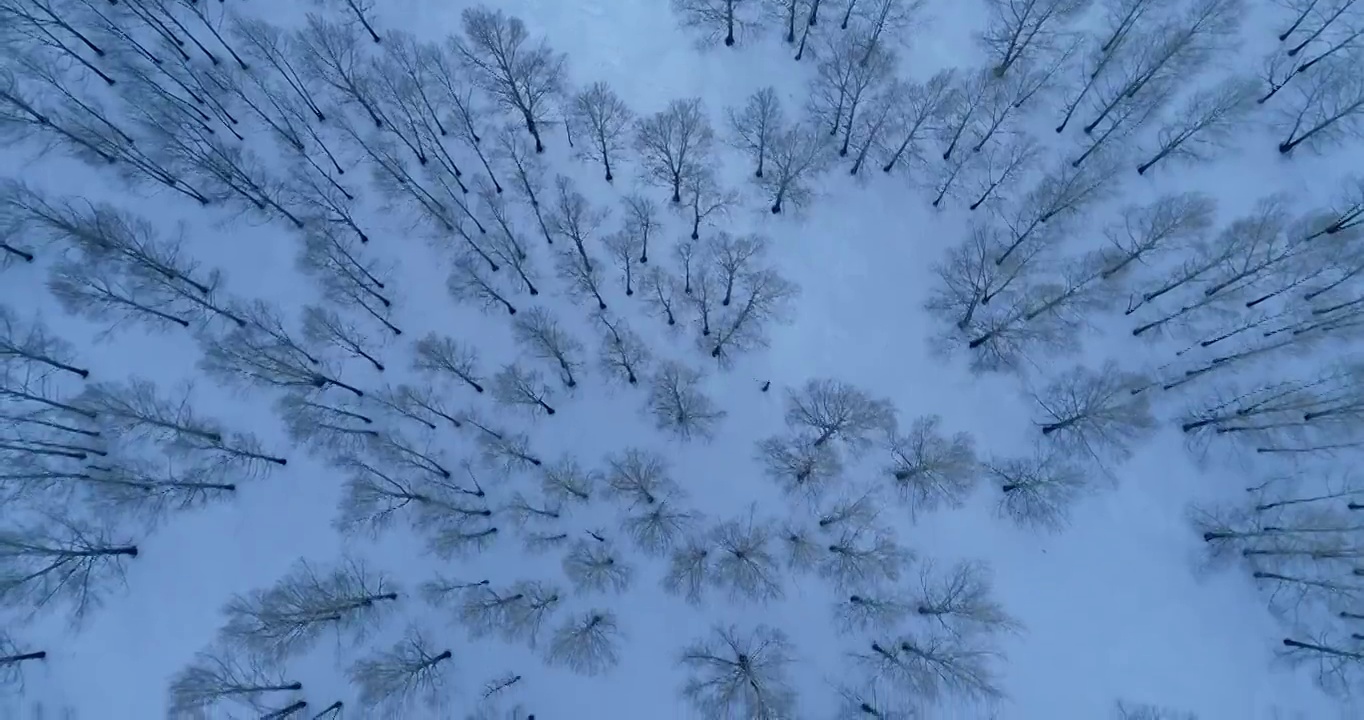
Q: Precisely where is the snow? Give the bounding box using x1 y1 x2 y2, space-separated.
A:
2 0 1361 718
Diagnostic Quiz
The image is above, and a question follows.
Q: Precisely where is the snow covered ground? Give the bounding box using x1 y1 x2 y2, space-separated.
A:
2 0 1362 718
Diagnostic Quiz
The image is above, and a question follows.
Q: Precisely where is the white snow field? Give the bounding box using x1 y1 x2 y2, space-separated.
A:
2 0 1363 718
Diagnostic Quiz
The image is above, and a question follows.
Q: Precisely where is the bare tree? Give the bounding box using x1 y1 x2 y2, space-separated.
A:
1279 631 1364 696
881 69 959 173
642 267 683 327
219 558 398 661
492 364 557 417
709 511 785 602
570 82 634 181
1095 192 1216 282
809 31 894 147
679 169 739 241
727 86 785 177
967 134 1040 211
476 425 542 475
541 455 599 505
0 307 86 379
54 459 239 530
545 610 622 676
786 378 896 450
547 174 607 272
604 448 681 508
300 227 391 310
846 78 910 175
1137 75 1257 174
491 126 555 246
349 627 453 719
229 16 327 122
855 629 1004 705
883 415 979 517
663 535 713 604
294 14 384 126
915 559 1023 638
622 499 698 557
278 393 377 453
635 97 716 203
757 432 843 502
1031 361 1156 462
979 0 1091 76
672 0 764 46
593 312 651 386
622 192 660 265
168 645 303 718
557 244 612 311
603 229 643 297
760 120 833 213
412 333 485 394
0 513 137 625
78 378 287 471
303 305 385 371
679 624 796 719
455 7 566 152
449 254 517 316
990 444 1089 531
821 524 912 591
710 268 799 361
310 0 382 41
647 361 726 441
1276 54 1364 153
562 536 635 594
0 630 43 692
512 307 584 388
201 320 363 397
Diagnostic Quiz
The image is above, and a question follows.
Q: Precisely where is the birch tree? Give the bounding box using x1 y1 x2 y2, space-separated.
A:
679 624 796 720
545 610 622 676
914 559 1023 638
1031 361 1156 462
727 86 784 178
990 444 1089 531
570 81 634 182
78 379 288 474
512 307 584 388
647 361 726 440
708 511 785 602
168 646 303 719
786 378 896 450
854 629 1004 705
1276 54 1364 154
884 415 980 517
349 627 453 719
0 630 43 692
201 319 364 397
492 364 557 417
672 0 763 46
710 269 799 362
979 0 1092 77
455 7 566 152
448 254 517 316
760 121 833 213
1137 75 1258 174
303 305 385 371
0 307 87 380
0 514 138 625
757 432 843 502
634 97 716 203
594 312 651 386
220 558 399 662
412 333 485 393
